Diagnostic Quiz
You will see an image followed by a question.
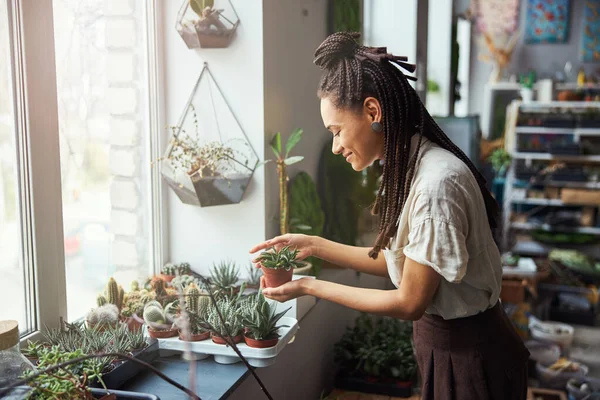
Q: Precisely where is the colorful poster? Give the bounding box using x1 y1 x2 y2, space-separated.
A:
525 0 570 44
581 0 600 62
474 0 520 35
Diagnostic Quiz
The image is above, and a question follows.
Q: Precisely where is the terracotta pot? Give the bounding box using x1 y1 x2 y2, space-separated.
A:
147 327 178 339
123 315 144 332
160 274 175 283
244 334 279 348
260 267 293 288
211 333 243 345
179 331 210 342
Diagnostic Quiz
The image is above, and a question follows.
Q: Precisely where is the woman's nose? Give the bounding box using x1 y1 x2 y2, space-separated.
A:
332 138 343 155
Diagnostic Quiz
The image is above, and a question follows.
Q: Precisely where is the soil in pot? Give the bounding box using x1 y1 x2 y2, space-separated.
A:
261 267 293 288
147 327 178 339
211 333 243 345
244 334 279 348
179 331 210 342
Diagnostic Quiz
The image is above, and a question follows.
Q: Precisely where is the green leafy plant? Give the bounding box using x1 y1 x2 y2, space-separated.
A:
210 260 240 294
245 262 263 287
255 246 304 271
143 301 176 331
427 79 440 93
206 298 244 338
189 0 214 16
262 128 304 235
519 70 536 90
333 0 361 33
488 148 512 178
242 291 290 341
334 314 416 382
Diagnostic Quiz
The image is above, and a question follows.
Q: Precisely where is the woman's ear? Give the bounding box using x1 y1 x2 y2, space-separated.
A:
363 97 382 123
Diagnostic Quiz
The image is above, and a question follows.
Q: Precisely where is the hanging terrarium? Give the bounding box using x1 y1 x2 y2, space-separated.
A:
160 63 258 207
176 0 240 49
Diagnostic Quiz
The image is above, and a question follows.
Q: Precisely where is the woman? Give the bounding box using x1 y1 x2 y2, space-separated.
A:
250 32 529 399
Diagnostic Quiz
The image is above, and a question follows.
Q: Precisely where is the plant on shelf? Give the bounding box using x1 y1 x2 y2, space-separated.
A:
262 128 305 235
96 277 125 311
86 304 120 331
255 245 304 288
176 283 211 341
206 298 244 345
160 262 178 282
245 262 262 289
143 301 178 339
171 274 201 291
241 291 290 348
210 260 240 297
178 262 192 275
489 148 512 179
519 70 536 103
334 314 417 396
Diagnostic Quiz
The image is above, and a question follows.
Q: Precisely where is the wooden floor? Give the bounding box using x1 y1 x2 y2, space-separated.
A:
326 390 421 400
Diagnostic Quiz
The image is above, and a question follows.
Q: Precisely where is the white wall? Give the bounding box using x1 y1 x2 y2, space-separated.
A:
262 0 331 239
162 1 265 277
426 0 453 117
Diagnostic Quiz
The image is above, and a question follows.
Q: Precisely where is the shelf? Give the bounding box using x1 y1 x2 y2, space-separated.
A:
519 102 600 109
555 83 600 91
510 198 600 207
511 222 600 235
515 127 600 135
539 181 600 189
513 153 600 162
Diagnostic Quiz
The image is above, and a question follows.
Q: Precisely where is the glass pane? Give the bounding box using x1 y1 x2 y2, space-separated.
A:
52 0 153 320
0 1 32 333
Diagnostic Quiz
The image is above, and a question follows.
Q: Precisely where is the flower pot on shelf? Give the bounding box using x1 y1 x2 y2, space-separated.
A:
147 327 178 339
175 0 240 49
211 333 243 345
244 334 279 349
520 88 534 104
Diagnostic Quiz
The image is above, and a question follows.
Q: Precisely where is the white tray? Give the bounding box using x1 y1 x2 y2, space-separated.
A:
151 317 299 367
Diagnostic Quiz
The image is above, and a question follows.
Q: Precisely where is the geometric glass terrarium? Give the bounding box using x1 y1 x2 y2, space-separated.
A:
160 63 258 207
176 0 240 49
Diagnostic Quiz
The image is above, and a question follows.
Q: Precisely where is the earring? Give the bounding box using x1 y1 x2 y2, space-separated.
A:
371 121 383 133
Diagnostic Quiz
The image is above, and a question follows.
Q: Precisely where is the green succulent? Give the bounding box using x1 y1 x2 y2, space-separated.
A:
245 262 263 287
210 260 240 292
178 262 192 275
242 292 290 341
172 274 200 291
190 0 214 17
207 298 244 338
161 262 177 276
255 245 304 271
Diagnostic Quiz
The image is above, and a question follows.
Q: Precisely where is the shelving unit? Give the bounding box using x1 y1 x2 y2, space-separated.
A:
502 101 600 255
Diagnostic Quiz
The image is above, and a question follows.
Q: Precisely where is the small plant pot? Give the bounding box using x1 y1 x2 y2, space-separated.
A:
147 327 178 339
179 331 210 342
122 315 144 332
211 333 243 345
244 334 279 348
159 274 175 283
261 267 293 288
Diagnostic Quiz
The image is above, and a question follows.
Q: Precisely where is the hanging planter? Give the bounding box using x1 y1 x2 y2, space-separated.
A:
158 63 258 207
176 0 240 49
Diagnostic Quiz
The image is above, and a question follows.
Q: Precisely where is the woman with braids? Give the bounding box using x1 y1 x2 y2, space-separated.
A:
250 32 529 399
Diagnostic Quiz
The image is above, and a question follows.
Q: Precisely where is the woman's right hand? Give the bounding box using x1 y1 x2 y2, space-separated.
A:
249 234 317 266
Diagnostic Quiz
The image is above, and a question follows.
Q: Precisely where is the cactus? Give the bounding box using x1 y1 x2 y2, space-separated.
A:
143 305 166 326
151 276 166 296
178 262 192 275
86 304 119 326
96 294 107 307
130 280 140 292
106 277 119 307
198 296 210 317
185 283 201 313
161 262 177 276
117 285 125 310
164 301 179 319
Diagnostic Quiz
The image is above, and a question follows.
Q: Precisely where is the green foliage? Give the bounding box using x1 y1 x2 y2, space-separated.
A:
255 246 304 271
242 291 290 341
333 0 361 34
206 298 244 338
549 249 600 275
427 80 440 93
161 262 177 276
190 0 215 17
171 274 200 291
245 262 263 287
334 314 416 381
520 70 537 90
185 283 201 313
210 260 240 294
488 148 511 178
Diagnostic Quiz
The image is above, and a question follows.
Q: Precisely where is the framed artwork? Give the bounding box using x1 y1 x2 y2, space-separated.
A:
525 0 570 44
473 0 520 36
581 0 600 62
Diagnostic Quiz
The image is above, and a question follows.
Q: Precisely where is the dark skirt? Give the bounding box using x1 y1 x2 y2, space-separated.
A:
413 302 530 400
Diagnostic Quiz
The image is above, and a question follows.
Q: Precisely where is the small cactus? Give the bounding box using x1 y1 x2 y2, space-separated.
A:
185 283 201 313
164 301 179 319
178 262 191 275
86 304 119 326
106 277 120 307
198 296 210 317
117 285 125 310
130 280 140 292
143 305 166 326
151 276 166 296
161 262 177 276
96 294 107 307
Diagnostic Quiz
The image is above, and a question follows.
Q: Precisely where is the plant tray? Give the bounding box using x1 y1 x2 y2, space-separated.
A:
150 317 299 368
91 339 160 390
90 388 159 399
334 373 414 398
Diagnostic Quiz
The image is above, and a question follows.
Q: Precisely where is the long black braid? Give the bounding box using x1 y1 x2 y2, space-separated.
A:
314 32 499 259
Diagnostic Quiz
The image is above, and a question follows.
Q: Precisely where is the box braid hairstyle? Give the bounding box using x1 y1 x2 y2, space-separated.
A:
314 32 499 260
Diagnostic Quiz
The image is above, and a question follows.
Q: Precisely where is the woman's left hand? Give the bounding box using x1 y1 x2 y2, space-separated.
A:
261 277 312 302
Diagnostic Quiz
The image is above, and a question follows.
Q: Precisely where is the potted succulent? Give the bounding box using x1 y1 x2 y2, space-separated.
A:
96 278 125 312
240 291 290 348
171 274 201 291
206 298 244 345
86 304 120 332
159 263 178 282
177 284 211 342
520 70 536 104
210 260 240 297
255 245 304 288
143 301 178 339
245 262 262 290
176 0 240 49
334 314 417 397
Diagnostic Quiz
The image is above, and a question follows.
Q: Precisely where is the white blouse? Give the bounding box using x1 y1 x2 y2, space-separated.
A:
382 136 502 320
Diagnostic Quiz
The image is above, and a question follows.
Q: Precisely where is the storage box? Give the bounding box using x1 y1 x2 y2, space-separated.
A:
561 189 600 205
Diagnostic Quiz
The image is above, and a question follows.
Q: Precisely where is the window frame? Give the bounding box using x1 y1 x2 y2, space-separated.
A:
5 0 165 342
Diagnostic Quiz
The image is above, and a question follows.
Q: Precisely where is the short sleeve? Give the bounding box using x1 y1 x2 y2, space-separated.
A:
402 183 470 283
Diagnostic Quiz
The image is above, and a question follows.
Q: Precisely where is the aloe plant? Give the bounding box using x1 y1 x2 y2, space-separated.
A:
242 292 290 341
210 260 240 293
206 298 244 338
255 245 304 271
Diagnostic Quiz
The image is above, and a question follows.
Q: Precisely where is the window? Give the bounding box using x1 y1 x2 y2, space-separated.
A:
0 0 33 334
52 0 155 320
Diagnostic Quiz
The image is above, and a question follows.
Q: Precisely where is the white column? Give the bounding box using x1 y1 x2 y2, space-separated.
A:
426 0 453 117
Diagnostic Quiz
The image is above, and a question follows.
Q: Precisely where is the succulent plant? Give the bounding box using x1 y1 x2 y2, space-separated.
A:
150 276 167 297
243 293 289 341
143 302 174 331
210 260 240 292
86 304 119 327
178 262 192 275
171 274 200 291
96 294 107 307
255 245 304 271
161 262 177 276
190 0 215 16
185 283 201 313
97 277 125 311
207 298 244 338
246 262 263 287
130 280 140 292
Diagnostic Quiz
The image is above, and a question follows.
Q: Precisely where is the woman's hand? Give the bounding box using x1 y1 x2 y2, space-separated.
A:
260 276 313 302
249 234 317 265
